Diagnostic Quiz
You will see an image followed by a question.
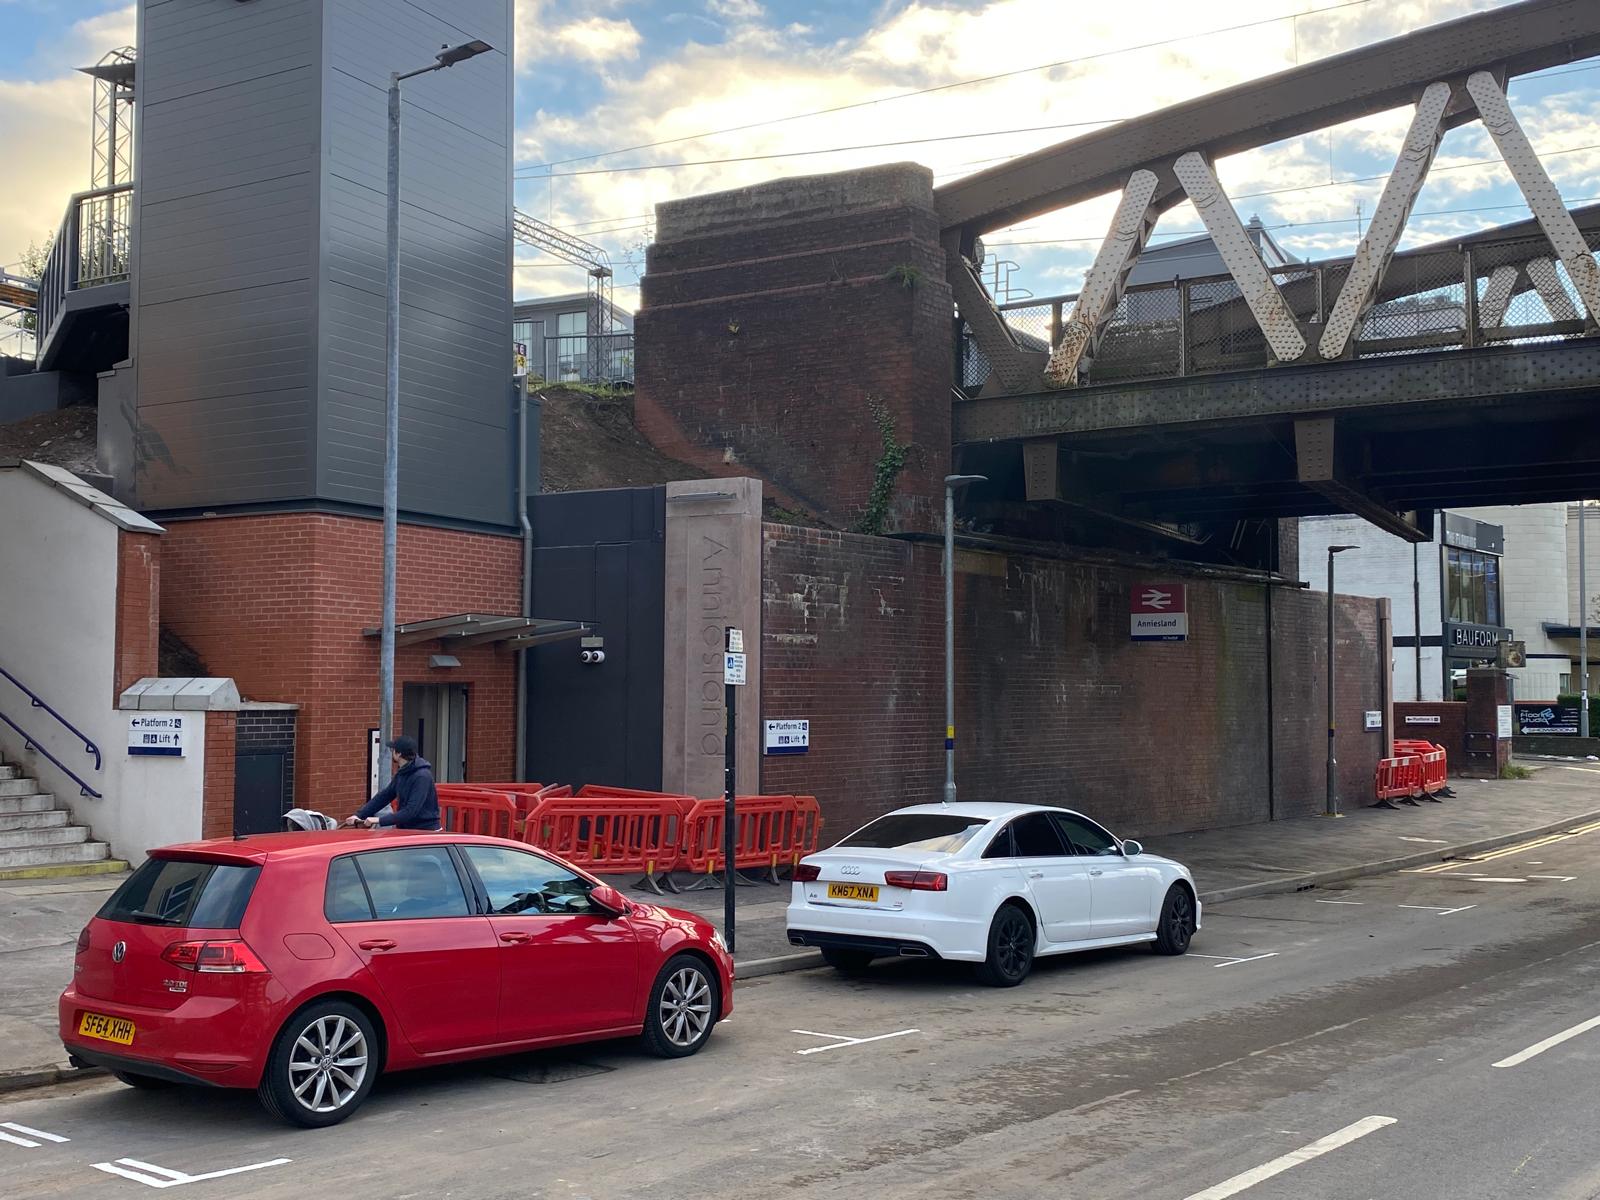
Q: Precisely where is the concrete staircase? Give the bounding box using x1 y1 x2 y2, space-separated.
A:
0 762 124 880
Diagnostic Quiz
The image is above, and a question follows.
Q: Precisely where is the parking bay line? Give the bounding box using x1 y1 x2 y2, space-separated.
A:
1189 953 1280 968
1180 1115 1398 1200
0 1123 67 1143
0 1132 40 1149
1493 1014 1600 1069
1398 904 1477 916
791 1028 920 1055
92 1157 292 1189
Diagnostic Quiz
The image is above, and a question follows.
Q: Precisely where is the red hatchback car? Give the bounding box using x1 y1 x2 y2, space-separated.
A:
60 830 734 1126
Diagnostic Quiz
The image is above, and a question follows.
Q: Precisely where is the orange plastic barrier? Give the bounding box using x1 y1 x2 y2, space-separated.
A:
1374 755 1425 806
450 782 572 818
434 785 519 838
679 794 824 885
523 795 684 893
1393 740 1449 797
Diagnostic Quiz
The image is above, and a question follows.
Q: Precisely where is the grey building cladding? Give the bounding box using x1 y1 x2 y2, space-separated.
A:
129 0 514 529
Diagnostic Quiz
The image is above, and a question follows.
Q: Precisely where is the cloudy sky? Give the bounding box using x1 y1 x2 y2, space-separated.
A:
2 0 1597 310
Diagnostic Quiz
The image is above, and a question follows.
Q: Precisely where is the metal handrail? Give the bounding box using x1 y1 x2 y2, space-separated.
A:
35 183 133 359
0 710 103 799
0 665 102 770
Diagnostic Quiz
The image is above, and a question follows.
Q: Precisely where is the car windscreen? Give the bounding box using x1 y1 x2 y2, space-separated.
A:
98 857 262 929
837 814 990 854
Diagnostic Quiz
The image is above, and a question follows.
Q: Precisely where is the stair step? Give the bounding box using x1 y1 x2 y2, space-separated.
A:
0 809 70 833
0 765 20 780
0 778 49 797
0 840 112 871
0 825 88 850
0 794 55 816
0 858 127 882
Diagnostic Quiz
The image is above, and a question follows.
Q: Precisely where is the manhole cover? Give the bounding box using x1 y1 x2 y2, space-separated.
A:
492 1058 615 1084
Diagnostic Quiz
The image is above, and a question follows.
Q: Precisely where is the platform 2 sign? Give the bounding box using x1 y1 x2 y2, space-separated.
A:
1131 584 1188 642
128 714 187 757
763 719 809 755
1513 703 1582 736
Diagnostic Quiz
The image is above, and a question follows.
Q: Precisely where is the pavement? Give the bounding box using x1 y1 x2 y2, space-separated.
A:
2 762 1596 1096
9 788 1600 1198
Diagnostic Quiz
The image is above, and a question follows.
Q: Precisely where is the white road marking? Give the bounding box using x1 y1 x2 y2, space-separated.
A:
0 1132 40 1148
791 1028 920 1055
1528 875 1578 882
1493 1014 1600 1069
1314 899 1364 906
0 1123 67 1143
1397 836 1449 844
1213 953 1279 969
92 1157 292 1189
1460 876 1526 883
1180 1115 1398 1200
1398 904 1477 916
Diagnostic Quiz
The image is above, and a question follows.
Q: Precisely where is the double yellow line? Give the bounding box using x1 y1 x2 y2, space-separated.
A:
1407 820 1600 874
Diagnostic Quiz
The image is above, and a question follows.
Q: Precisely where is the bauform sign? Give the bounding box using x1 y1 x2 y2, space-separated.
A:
1442 621 1512 660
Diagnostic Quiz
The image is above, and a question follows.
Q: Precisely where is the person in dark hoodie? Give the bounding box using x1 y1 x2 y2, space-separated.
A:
345 736 442 830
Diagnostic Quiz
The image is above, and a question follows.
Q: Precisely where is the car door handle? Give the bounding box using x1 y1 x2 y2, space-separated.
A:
358 939 396 951
499 931 532 944
1027 870 1045 879
1089 868 1104 876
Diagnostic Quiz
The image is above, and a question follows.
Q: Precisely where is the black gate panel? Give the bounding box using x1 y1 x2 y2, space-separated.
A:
525 486 665 789
234 751 287 835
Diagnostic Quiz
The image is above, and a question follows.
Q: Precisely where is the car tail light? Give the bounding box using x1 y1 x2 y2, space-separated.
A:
160 940 270 974
885 870 948 892
76 926 91 954
793 863 821 883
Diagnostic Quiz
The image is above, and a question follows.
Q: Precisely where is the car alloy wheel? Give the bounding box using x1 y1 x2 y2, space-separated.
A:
642 954 719 1058
996 910 1032 976
258 999 380 1128
289 1013 370 1114
659 965 713 1049
976 904 1035 987
1154 884 1196 955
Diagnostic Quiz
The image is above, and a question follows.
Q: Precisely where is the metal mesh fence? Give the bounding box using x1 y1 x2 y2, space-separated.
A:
1090 285 1183 382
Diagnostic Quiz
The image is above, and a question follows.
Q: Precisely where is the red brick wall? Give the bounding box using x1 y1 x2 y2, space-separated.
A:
202 712 237 839
635 168 953 533
159 513 521 811
113 530 161 702
1393 702 1467 773
759 525 1388 840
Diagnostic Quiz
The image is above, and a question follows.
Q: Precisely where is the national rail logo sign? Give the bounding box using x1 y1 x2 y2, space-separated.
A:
1130 584 1188 642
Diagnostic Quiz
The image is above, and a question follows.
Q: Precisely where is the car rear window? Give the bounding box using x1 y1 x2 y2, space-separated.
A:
99 857 261 929
837 814 990 853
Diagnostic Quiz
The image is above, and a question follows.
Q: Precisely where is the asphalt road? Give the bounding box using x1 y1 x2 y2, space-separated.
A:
7 824 1600 1199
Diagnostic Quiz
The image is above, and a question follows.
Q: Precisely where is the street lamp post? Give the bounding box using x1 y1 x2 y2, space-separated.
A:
1326 545 1359 816
944 474 986 804
378 39 494 787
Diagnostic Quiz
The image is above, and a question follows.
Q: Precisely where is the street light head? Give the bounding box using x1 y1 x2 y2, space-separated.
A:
1328 544 1359 555
945 474 987 489
436 40 493 67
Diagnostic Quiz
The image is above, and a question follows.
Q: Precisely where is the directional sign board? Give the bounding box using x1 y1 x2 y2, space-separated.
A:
128 714 187 757
1130 583 1188 642
764 719 809 755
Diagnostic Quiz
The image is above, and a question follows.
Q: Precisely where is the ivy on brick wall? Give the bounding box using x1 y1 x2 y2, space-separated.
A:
854 399 908 537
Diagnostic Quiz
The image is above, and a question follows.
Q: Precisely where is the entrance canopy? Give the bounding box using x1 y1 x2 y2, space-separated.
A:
361 613 590 650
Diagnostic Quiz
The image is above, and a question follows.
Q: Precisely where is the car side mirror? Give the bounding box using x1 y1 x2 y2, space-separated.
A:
1121 839 1142 857
588 883 629 917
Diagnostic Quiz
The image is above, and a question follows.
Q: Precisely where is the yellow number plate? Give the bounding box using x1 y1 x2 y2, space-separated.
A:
78 1012 136 1045
826 882 879 902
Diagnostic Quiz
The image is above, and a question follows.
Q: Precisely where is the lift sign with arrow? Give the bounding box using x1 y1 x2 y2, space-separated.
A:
1131 584 1188 642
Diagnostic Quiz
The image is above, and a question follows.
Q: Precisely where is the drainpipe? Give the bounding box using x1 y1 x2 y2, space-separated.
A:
514 374 534 781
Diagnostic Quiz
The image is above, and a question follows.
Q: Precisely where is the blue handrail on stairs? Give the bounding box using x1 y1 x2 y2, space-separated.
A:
0 710 103 799
0 664 104 799
0 665 102 770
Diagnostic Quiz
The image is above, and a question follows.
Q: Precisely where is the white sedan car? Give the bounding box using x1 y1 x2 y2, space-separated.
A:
786 803 1199 986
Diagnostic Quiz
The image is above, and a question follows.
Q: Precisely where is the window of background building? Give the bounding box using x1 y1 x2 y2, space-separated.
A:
1444 546 1501 626
556 310 587 381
